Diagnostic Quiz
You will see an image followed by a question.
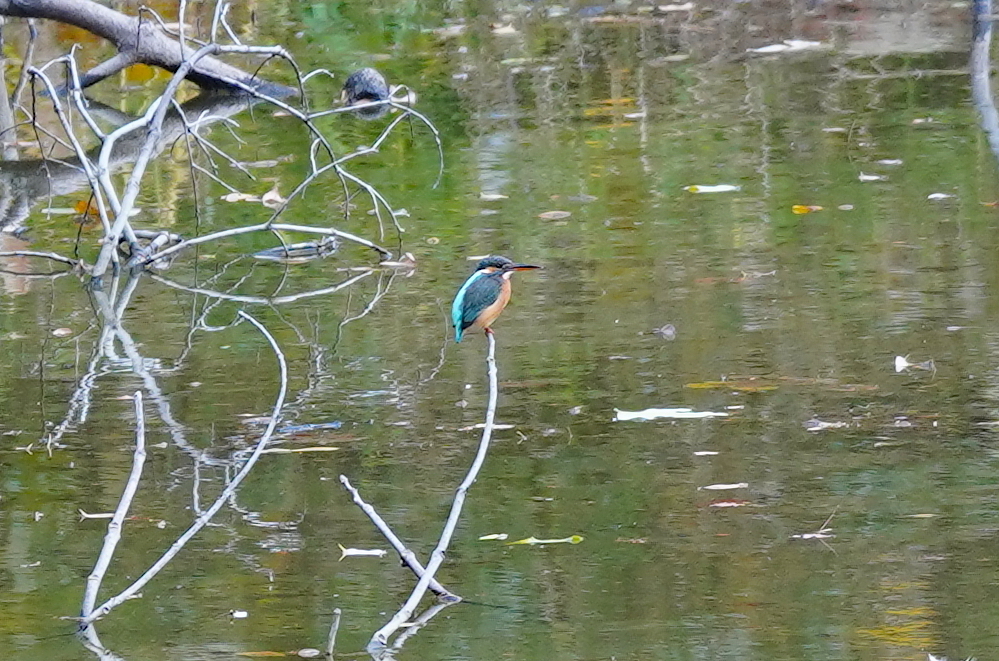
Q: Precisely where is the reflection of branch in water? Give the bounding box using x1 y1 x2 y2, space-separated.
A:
44 330 105 450
88 275 194 456
331 271 396 357
971 0 999 163
384 601 456 657
417 302 451 385
149 268 374 304
80 310 288 625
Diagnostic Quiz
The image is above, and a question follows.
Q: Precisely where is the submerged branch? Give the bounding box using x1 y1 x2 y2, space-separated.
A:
80 311 287 624
368 331 500 652
80 391 146 618
339 475 460 602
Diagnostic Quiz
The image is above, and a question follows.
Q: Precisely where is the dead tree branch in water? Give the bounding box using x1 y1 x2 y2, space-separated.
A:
341 332 500 655
79 310 288 625
80 391 146 618
0 0 294 95
0 1 440 279
370 331 500 649
339 475 460 601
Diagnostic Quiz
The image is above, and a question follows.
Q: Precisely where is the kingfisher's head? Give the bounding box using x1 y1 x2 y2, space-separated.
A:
475 256 541 274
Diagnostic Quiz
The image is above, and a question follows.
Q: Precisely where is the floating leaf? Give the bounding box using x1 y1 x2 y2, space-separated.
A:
337 544 387 561
684 184 740 193
478 533 509 541
614 407 728 421
791 204 823 214
538 210 571 220
73 199 100 217
261 185 286 209
239 159 285 169
699 483 749 490
805 419 848 431
684 379 777 392
709 499 750 508
221 192 262 203
659 2 694 10
747 39 824 54
507 535 584 545
927 193 954 200
894 355 935 373
651 324 676 339
858 172 887 182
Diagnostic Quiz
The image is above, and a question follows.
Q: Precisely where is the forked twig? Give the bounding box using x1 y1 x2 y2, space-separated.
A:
79 311 287 624
367 331 500 651
339 475 459 601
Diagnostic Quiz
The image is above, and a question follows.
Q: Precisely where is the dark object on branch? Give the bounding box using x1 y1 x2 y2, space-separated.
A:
0 0 295 96
451 256 542 342
340 68 390 119
253 236 339 263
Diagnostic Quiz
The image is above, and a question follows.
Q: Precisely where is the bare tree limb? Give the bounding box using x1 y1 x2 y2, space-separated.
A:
139 222 392 268
80 391 147 618
339 475 460 602
0 0 294 95
79 310 287 624
368 332 500 652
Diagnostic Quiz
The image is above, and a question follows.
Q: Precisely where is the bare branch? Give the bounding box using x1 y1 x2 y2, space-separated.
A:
80 391 147 618
339 475 459 602
0 249 82 268
368 332 500 650
80 310 288 624
139 222 391 268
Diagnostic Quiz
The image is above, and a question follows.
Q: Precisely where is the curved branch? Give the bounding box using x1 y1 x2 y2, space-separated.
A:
79 310 288 624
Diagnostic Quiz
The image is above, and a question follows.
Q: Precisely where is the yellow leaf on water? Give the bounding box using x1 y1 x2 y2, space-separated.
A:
507 535 584 545
791 205 823 214
73 199 99 216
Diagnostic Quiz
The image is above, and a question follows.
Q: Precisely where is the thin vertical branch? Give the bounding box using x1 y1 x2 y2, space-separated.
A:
368 332 499 651
80 391 147 618
971 0 999 162
325 608 341 657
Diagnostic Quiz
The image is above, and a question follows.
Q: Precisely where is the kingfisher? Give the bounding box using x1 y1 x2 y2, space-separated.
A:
452 256 541 342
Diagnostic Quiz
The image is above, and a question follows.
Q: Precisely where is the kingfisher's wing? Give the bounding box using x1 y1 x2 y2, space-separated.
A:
452 271 502 331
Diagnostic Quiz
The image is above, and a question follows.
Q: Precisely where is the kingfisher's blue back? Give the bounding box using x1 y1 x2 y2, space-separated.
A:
452 270 506 342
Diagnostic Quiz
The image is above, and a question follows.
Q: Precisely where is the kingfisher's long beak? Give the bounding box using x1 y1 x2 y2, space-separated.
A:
510 264 542 271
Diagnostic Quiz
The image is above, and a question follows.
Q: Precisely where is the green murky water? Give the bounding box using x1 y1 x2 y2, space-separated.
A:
3 2 999 660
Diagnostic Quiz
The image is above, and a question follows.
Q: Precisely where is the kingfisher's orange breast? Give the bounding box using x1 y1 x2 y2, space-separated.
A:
469 275 512 332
